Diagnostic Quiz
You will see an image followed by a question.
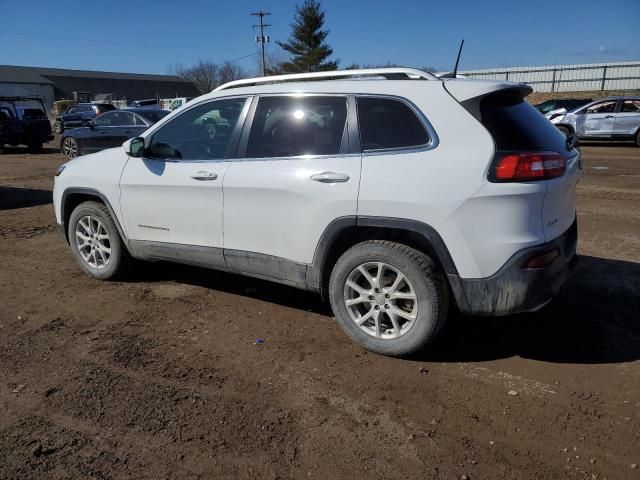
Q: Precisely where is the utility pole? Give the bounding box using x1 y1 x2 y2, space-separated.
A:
251 11 271 76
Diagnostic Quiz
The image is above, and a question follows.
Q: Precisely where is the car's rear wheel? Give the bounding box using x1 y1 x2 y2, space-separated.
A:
53 121 64 134
68 201 129 280
329 240 449 357
62 137 79 160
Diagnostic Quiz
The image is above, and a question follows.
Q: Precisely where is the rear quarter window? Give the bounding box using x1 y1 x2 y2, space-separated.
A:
480 91 568 153
357 97 429 151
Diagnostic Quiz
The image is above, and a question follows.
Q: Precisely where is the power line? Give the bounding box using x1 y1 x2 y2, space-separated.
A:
251 11 271 77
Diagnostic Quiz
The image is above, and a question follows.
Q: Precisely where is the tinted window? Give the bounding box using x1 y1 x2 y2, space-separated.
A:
480 91 568 153
133 114 149 126
247 96 347 158
357 97 429 151
67 107 77 114
78 105 93 112
92 111 118 127
148 97 246 160
621 100 640 113
110 112 135 126
96 104 117 113
138 110 169 124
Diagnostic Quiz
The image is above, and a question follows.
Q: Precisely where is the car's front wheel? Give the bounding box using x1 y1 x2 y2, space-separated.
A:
62 137 79 160
556 125 570 138
68 201 129 280
329 240 449 357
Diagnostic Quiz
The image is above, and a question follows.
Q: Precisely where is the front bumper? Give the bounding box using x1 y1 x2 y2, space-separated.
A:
449 218 578 316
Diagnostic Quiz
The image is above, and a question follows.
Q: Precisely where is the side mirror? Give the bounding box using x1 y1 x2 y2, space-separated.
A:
83 119 93 128
128 137 146 157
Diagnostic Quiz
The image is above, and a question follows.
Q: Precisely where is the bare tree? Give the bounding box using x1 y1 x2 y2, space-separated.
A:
175 60 219 94
172 60 248 93
219 62 247 85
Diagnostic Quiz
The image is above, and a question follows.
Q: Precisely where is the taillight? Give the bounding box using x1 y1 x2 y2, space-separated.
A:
490 152 566 182
95 110 102 117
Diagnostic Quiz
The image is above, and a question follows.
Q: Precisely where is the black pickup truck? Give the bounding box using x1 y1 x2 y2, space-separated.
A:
0 96 54 152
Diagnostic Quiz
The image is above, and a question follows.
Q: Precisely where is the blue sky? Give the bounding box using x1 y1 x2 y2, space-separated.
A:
1 0 638 74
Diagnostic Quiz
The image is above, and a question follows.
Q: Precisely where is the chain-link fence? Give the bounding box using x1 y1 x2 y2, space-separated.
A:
455 61 640 92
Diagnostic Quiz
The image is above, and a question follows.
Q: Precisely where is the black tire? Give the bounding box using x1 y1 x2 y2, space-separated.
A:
329 240 449 357
53 121 64 134
556 125 570 138
635 130 640 147
68 201 130 280
28 142 43 153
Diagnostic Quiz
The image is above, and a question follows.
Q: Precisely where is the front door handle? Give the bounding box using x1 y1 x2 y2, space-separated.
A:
605 115 615 118
310 171 350 183
191 171 218 181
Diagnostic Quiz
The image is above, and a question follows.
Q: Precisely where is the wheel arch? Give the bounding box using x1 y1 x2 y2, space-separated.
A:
308 216 459 300
60 188 128 246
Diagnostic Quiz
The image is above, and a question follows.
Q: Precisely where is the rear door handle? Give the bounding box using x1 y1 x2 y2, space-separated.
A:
310 171 350 183
605 115 615 118
191 171 218 181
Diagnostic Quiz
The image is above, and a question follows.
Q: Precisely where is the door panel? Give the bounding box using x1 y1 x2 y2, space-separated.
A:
119 96 250 262
613 100 640 136
223 95 360 267
119 157 230 252
224 155 360 265
575 100 617 137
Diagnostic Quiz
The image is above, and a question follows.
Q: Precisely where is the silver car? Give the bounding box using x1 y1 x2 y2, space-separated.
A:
552 97 640 146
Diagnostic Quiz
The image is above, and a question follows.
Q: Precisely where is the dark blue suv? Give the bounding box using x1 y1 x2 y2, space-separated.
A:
53 103 117 134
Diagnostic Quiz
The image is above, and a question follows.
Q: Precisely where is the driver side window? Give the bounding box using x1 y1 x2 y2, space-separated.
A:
148 97 247 160
586 101 616 114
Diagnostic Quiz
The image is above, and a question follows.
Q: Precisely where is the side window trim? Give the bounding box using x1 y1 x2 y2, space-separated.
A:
236 93 353 161
355 94 439 156
145 95 252 163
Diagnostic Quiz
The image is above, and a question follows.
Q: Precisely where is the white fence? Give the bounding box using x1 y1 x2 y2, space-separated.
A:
455 61 640 92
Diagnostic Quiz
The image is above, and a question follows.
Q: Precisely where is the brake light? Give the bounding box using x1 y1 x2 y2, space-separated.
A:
491 152 566 182
95 110 102 117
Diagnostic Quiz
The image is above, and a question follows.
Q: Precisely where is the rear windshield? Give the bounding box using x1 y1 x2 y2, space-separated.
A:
138 110 170 123
96 104 117 112
20 108 46 119
480 91 568 153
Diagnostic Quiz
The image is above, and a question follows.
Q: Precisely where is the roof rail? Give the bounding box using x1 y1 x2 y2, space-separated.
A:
214 68 438 92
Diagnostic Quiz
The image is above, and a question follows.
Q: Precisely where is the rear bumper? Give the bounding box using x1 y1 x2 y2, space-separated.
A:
449 218 578 316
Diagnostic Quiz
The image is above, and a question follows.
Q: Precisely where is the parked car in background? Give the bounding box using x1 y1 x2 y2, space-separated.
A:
60 108 169 160
53 103 117 134
534 98 592 118
53 68 581 357
128 99 160 109
1 96 53 152
166 97 195 110
552 97 640 145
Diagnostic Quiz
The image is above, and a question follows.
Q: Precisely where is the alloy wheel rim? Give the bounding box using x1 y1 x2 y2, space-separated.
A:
343 262 418 339
74 215 111 269
63 138 78 158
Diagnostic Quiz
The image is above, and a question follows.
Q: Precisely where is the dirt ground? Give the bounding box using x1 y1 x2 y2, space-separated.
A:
1 138 639 480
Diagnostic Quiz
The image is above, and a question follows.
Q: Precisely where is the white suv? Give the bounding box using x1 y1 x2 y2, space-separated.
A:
53 68 581 357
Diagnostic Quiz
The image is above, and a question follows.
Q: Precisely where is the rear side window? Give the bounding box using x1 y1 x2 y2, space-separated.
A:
357 97 429 151
621 100 640 113
480 91 568 153
247 96 347 158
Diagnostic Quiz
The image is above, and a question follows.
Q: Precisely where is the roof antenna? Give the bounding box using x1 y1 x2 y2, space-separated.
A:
440 39 464 79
